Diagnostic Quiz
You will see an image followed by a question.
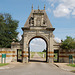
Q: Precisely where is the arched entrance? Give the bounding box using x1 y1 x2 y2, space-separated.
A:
21 7 55 63
28 36 48 62
11 6 61 63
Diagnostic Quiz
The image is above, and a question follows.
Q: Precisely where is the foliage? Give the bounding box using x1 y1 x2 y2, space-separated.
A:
0 13 19 48
60 36 75 51
37 52 46 58
30 52 35 58
67 64 75 67
54 53 58 62
42 49 46 52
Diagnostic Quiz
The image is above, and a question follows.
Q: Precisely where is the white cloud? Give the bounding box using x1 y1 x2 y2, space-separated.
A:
53 4 71 17
30 43 40 47
17 33 22 41
46 0 75 17
46 0 58 4
46 8 51 13
30 38 46 52
72 10 75 15
54 37 61 43
51 3 54 7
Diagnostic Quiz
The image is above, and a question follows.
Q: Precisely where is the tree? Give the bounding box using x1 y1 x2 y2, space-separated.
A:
0 13 19 48
60 36 75 51
42 49 46 52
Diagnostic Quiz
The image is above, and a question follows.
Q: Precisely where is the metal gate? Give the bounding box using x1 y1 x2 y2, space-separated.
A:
17 49 22 62
54 50 59 62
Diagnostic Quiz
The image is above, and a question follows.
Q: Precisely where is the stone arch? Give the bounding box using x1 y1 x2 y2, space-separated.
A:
27 35 48 62
27 34 49 46
21 7 56 63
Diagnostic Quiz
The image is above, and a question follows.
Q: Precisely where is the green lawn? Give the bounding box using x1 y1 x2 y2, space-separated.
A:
37 52 46 58
30 52 35 58
67 64 75 67
0 63 9 67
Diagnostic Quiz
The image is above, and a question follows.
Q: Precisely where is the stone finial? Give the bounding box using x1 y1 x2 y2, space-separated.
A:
12 39 15 43
44 4 45 10
32 4 33 10
38 5 39 10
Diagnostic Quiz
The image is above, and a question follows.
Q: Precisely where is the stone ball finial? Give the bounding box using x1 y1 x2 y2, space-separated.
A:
38 5 39 10
44 4 45 10
13 39 16 43
32 4 33 10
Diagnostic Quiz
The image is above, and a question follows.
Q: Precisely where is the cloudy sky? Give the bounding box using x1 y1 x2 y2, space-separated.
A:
29 38 46 52
0 0 75 52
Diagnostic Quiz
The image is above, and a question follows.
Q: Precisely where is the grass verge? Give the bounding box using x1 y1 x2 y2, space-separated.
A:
37 52 46 58
0 63 9 67
30 52 35 58
67 64 75 67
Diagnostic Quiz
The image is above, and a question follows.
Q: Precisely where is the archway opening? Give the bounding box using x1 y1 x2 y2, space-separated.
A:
28 37 48 62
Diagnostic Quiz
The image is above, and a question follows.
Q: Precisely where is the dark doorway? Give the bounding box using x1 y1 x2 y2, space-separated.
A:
17 49 22 62
54 50 59 62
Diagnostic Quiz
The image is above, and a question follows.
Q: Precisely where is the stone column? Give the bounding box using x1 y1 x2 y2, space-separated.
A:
34 17 36 26
47 45 50 63
22 32 28 63
48 32 54 63
41 15 43 26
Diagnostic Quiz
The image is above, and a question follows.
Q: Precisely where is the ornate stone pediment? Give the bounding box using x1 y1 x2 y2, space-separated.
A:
23 8 53 28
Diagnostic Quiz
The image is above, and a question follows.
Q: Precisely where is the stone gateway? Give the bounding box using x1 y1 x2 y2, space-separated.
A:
22 9 55 63
14 6 59 63
0 6 60 63
0 6 75 63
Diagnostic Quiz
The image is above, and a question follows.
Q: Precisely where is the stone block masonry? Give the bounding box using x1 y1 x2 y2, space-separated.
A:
0 48 15 63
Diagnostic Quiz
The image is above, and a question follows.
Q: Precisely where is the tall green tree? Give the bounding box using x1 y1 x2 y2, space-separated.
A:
60 36 75 51
0 13 19 48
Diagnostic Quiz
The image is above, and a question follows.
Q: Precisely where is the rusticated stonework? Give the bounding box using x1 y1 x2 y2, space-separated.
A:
21 7 55 63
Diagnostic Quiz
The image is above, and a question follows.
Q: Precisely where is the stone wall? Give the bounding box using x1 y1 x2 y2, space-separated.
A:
0 48 13 63
1 41 75 63
0 42 22 63
11 42 22 62
59 50 75 63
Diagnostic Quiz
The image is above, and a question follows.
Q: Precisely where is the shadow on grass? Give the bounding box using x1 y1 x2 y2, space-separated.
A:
71 70 75 73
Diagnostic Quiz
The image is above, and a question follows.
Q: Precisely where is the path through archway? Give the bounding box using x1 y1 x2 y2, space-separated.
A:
28 38 48 62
